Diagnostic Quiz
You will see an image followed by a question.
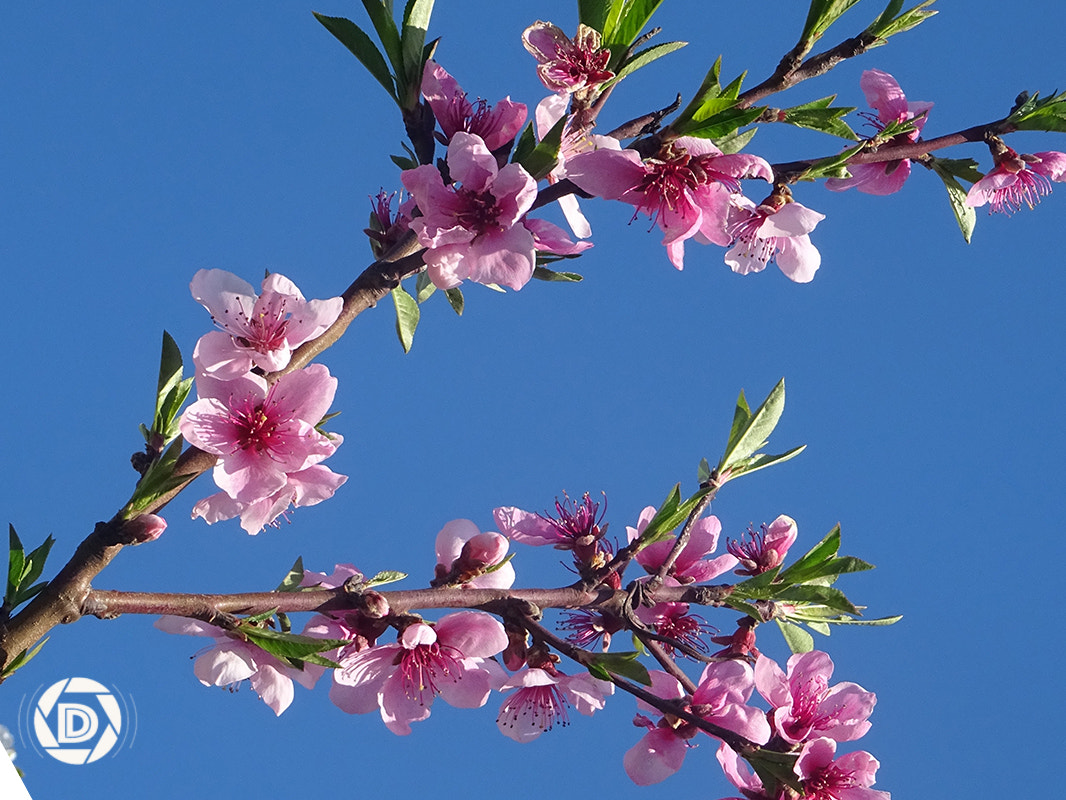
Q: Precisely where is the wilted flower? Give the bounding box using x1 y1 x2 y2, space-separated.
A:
522 22 614 98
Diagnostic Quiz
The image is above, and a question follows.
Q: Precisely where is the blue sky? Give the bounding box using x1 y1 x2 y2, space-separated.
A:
2 1 1064 797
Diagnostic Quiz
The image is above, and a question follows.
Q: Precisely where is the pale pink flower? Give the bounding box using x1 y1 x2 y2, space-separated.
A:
724 190 824 283
190 269 342 381
191 464 347 535
624 662 770 786
727 515 798 576
179 365 341 507
795 737 890 800
628 506 738 583
522 22 614 96
755 651 876 745
422 61 526 151
496 666 613 742
402 132 542 290
433 518 515 589
567 137 773 268
826 69 932 195
155 616 314 716
330 612 507 735
965 147 1066 214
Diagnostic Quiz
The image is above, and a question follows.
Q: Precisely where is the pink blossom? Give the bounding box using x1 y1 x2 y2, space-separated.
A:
402 132 540 290
567 137 773 268
795 737 890 800
724 189 824 283
155 616 314 716
826 69 932 195
628 506 738 583
634 601 714 657
179 365 341 508
522 22 614 97
330 612 507 735
366 190 415 258
433 518 515 588
125 513 167 543
496 666 612 742
965 147 1066 214
191 464 347 535
624 662 770 786
190 269 342 381
422 61 526 151
727 515 798 576
716 742 771 798
755 651 876 745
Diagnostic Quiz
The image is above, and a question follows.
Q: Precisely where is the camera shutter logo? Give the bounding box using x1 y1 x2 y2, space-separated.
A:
32 678 124 764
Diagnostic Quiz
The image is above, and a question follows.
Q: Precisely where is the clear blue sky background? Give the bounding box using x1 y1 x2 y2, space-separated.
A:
2 1 1063 797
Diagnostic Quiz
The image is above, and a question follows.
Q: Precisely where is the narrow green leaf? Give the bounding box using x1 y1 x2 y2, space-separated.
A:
714 126 758 155
243 627 350 662
444 287 464 316
777 525 841 584
608 40 686 85
1 637 48 679
360 0 404 72
801 0 863 43
18 535 55 597
368 570 408 586
400 0 435 99
729 444 807 479
277 557 305 592
696 457 711 484
532 266 583 282
391 285 420 353
779 104 858 140
587 651 652 685
126 435 188 513
415 270 436 303
680 107 764 141
578 0 615 33
7 525 25 605
514 113 566 180
718 378 786 473
928 158 977 244
612 0 665 50
776 619 815 653
314 13 398 103
866 0 936 43
733 567 784 600
806 620 831 635
773 585 859 615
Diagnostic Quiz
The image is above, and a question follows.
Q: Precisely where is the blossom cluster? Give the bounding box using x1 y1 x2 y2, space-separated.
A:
178 269 347 534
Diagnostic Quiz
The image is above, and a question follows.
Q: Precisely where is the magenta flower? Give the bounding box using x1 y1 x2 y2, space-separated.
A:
755 651 876 745
402 132 540 290
826 69 932 195
433 518 515 589
567 137 773 268
330 612 507 735
366 190 415 258
155 616 314 716
496 666 613 743
190 269 342 381
422 61 526 151
522 22 614 97
191 464 347 535
795 737 890 800
634 601 714 657
727 514 798 576
624 662 770 786
724 189 825 283
965 147 1066 214
628 506 738 583
179 365 341 507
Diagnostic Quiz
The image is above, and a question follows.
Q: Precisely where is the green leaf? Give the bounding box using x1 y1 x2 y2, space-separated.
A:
722 596 765 620
773 585 859 615
776 619 815 653
717 378 787 475
514 113 566 181
368 570 407 587
579 0 617 34
415 270 436 303
16 535 55 602
359 0 403 72
7 525 25 606
714 126 758 155
400 0 435 103
928 157 977 244
391 285 420 353
733 566 783 600
777 525 840 584
243 627 350 664
801 0 864 43
611 0 665 51
277 557 305 592
608 40 686 86
779 97 858 140
1 637 48 679
314 13 398 103
390 153 419 171
1008 89 1066 133
586 651 652 685
696 457 711 484
866 0 937 44
532 266 583 282
444 287 464 316
126 435 189 513
728 444 807 480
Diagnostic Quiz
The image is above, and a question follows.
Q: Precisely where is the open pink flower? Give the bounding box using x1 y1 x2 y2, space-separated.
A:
727 515 798 576
330 612 507 735
725 189 824 282
795 738 890 800
496 666 612 742
190 269 342 381
567 137 773 268
155 616 314 716
422 62 526 151
624 662 770 786
494 492 613 579
522 22 614 96
433 518 515 588
179 364 341 507
826 69 932 195
628 506 738 583
965 147 1066 214
402 132 540 290
755 651 876 745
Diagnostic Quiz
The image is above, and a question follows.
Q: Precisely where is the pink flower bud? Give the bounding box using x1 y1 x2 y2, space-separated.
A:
126 513 167 543
457 532 509 572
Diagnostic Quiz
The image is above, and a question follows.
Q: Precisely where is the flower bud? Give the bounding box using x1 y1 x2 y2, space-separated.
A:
126 513 167 543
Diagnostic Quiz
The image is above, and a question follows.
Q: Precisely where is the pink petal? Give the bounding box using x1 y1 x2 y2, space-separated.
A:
192 330 254 381
624 728 688 786
435 518 482 565
447 132 498 192
249 662 295 716
775 234 821 283
566 148 646 200
464 225 536 290
435 611 507 657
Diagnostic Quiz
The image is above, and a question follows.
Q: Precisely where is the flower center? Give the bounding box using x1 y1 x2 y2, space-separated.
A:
398 642 463 704
226 396 289 455
455 187 503 234
498 684 570 734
